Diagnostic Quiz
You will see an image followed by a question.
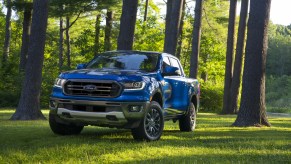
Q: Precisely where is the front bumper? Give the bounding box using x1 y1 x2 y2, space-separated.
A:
49 98 150 128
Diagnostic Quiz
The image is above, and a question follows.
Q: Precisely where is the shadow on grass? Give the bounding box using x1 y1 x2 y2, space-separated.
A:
0 111 291 163
128 152 291 163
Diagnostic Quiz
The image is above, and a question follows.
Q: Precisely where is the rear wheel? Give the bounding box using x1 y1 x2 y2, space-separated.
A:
131 101 164 141
49 113 84 135
179 102 196 131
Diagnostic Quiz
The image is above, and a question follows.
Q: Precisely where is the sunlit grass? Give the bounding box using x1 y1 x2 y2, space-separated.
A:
0 109 290 163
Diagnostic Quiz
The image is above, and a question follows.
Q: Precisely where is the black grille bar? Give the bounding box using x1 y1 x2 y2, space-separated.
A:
63 80 121 98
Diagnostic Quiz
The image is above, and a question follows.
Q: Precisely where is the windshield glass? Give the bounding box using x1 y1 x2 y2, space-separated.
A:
86 52 159 72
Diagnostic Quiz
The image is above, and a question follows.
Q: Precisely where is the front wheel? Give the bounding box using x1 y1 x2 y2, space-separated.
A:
179 102 197 131
131 101 164 141
49 113 84 135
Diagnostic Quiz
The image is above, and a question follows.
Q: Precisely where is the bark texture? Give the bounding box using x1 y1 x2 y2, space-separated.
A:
2 0 12 67
229 0 249 113
117 0 138 50
11 0 49 120
163 0 184 55
144 0 149 22
176 0 186 59
164 0 172 51
189 0 203 78
94 14 101 55
19 6 32 71
105 11 113 51
233 0 271 127
65 16 71 68
59 17 64 71
222 0 237 114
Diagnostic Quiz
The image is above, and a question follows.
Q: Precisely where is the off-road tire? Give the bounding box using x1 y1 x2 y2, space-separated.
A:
179 102 196 131
131 101 164 141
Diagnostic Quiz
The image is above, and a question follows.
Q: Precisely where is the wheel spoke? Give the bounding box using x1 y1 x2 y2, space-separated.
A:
144 107 163 138
153 125 159 131
145 123 150 128
155 117 160 122
149 108 154 117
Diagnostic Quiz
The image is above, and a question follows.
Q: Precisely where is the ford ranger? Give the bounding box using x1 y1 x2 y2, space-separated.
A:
49 50 200 141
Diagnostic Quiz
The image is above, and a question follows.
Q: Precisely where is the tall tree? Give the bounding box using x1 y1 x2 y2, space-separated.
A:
104 10 113 51
117 0 138 50
233 0 271 127
11 0 49 120
59 17 64 71
50 0 100 70
176 0 186 59
94 14 101 55
164 0 172 52
222 0 237 114
229 0 249 113
189 0 203 78
19 3 33 71
65 16 71 68
2 0 12 67
143 0 149 22
163 0 184 55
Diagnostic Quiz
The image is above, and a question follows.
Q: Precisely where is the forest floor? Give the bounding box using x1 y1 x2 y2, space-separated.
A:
0 109 290 163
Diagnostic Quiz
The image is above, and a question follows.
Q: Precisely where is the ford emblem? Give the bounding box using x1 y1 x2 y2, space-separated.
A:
83 85 97 92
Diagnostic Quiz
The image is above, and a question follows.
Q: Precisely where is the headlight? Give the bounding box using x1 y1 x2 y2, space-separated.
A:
54 78 66 88
123 82 145 90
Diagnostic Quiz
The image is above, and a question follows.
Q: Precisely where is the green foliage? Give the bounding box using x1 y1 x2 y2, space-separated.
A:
266 76 291 113
179 0 228 81
0 54 22 107
0 0 289 116
134 17 164 52
0 16 23 107
267 23 291 76
266 23 291 113
0 6 5 56
1 110 291 163
199 80 224 113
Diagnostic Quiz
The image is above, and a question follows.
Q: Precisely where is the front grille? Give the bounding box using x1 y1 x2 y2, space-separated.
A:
64 80 121 98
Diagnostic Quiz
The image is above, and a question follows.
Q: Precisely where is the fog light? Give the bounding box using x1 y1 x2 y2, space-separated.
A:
49 100 57 109
129 105 143 112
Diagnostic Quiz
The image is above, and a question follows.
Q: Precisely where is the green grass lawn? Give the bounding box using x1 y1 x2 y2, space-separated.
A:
0 109 290 163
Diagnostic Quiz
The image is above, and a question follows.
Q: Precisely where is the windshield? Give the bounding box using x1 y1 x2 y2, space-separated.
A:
86 52 159 72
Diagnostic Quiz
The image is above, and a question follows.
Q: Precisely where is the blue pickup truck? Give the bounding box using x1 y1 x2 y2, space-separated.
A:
49 50 200 141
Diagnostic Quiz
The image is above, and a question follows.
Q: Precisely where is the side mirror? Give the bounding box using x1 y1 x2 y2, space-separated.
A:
163 66 181 76
76 63 87 69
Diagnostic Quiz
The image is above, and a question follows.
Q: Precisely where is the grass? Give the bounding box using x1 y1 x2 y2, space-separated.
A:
0 109 291 163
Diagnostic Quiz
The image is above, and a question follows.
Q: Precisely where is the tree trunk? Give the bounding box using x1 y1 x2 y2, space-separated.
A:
222 0 237 114
144 0 149 22
2 0 12 67
164 0 172 53
105 11 113 51
201 54 209 82
229 0 249 114
117 0 138 50
163 0 184 55
11 0 49 120
189 0 203 78
233 0 271 127
176 0 186 59
65 16 71 68
94 14 101 55
19 6 32 72
59 17 64 71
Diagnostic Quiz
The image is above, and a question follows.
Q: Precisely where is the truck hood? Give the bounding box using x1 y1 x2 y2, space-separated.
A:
59 69 152 82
